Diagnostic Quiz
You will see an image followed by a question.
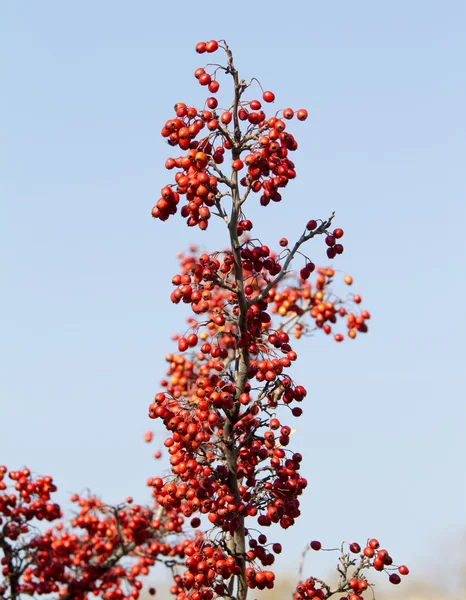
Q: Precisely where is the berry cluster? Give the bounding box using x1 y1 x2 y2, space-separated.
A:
148 385 307 531
168 539 243 600
170 251 234 316
240 116 300 207
361 538 409 582
245 565 275 590
0 467 183 600
146 220 371 596
153 147 220 229
324 227 345 259
294 578 327 600
296 538 409 599
0 467 60 530
269 267 370 342
152 41 312 231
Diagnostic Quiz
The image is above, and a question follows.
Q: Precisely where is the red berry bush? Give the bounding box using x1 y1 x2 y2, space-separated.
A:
1 41 408 600
0 467 181 600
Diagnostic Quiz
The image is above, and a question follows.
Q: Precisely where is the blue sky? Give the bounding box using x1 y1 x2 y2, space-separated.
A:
1 1 465 594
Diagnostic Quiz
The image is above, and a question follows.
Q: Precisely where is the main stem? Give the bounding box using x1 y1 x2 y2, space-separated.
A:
223 191 248 600
221 43 249 600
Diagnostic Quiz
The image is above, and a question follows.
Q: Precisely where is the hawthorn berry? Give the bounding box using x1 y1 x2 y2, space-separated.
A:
398 565 409 575
206 40 219 53
232 159 244 171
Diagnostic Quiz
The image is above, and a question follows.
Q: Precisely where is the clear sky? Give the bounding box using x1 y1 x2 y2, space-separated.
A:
1 1 465 594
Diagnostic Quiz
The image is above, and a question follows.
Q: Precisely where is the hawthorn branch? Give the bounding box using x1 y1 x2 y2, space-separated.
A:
240 123 270 147
217 121 236 150
208 161 232 188
240 182 253 206
212 277 237 294
250 213 335 306
214 196 230 224
223 41 247 147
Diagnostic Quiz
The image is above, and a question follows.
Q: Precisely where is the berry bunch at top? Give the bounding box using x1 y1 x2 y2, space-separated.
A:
152 39 309 231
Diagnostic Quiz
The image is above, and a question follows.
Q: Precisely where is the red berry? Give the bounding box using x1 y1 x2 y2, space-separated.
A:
239 393 250 405
300 267 310 280
232 159 244 171
187 333 198 347
349 578 359 591
199 73 211 86
178 337 188 352
297 108 308 121
398 565 409 575
373 558 384 571
349 542 361 554
206 40 219 53
221 111 232 124
389 574 401 585
263 91 275 103
195 42 206 54
310 541 321 551
382 553 393 566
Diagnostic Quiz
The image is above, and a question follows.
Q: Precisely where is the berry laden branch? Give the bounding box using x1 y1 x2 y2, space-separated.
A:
0 467 186 600
148 39 408 600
